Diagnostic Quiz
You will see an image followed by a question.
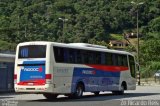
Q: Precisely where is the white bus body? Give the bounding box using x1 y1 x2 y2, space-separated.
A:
14 41 136 98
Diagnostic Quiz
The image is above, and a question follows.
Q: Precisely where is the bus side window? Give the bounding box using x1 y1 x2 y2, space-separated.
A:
64 48 69 63
95 52 101 64
88 51 94 64
106 53 113 66
83 51 89 64
122 55 128 67
76 50 82 64
112 54 118 66
117 55 122 66
129 55 136 78
54 47 64 63
68 49 75 63
101 53 105 65
117 55 127 66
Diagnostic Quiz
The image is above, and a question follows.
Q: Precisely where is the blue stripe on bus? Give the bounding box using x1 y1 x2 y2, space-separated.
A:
23 61 45 64
71 67 120 93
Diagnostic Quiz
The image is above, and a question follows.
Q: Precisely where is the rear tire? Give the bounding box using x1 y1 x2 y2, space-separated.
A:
73 83 84 98
112 84 124 95
43 94 58 100
119 84 125 95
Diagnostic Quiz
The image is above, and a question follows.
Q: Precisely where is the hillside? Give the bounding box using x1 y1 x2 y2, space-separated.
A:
0 0 160 77
0 0 160 45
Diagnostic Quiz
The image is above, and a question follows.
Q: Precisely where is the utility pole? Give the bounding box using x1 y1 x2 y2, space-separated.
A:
58 17 68 37
131 1 144 85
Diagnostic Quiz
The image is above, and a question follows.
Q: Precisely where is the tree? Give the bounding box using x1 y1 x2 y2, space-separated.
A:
139 39 160 77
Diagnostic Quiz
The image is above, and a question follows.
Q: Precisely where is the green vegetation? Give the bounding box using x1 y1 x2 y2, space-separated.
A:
140 39 160 77
110 34 124 40
0 40 16 51
0 0 160 77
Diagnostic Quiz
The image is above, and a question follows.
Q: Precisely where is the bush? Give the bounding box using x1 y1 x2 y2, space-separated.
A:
141 61 160 78
0 40 16 51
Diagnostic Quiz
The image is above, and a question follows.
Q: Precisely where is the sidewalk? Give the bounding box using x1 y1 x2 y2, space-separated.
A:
137 81 160 86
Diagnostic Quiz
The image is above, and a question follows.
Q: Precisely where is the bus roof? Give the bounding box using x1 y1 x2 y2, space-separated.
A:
18 41 134 56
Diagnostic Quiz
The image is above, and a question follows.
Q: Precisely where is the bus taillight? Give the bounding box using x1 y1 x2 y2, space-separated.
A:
14 74 17 84
46 74 52 84
45 74 52 79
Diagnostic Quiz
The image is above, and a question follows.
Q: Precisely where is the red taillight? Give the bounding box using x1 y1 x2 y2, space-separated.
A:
14 74 17 79
14 74 17 84
45 74 52 79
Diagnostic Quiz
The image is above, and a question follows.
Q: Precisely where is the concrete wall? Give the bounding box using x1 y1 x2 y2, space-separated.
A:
0 53 15 92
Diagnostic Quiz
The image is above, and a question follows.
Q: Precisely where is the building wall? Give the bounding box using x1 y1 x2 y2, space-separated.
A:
0 53 15 92
0 62 14 92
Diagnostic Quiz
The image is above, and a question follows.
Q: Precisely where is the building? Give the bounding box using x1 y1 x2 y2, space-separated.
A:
124 33 142 38
109 40 129 50
0 53 15 92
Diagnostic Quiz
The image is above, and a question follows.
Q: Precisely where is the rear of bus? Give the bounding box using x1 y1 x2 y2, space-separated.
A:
14 42 52 93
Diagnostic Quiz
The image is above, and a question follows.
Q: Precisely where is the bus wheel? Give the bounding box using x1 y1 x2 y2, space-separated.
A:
93 91 100 96
43 93 58 100
112 84 124 95
73 83 84 98
118 84 124 95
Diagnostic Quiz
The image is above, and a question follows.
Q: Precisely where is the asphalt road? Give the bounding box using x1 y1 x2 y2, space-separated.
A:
1 85 160 106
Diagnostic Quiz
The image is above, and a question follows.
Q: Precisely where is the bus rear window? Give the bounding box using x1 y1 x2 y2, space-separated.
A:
18 45 46 58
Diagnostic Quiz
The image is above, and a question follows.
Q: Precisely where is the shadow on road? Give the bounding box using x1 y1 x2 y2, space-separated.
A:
0 92 25 99
28 92 160 102
0 96 14 99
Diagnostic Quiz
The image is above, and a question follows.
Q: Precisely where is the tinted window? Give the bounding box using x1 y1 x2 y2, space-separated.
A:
19 45 46 58
118 55 123 66
112 54 117 66
105 53 113 65
76 50 82 64
122 55 128 66
129 55 136 78
83 51 89 64
54 47 64 62
117 54 128 66
88 51 94 64
53 46 129 68
68 49 76 63
95 52 101 64
53 47 103 64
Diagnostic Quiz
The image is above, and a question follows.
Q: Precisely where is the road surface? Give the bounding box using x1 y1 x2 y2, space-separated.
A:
1 85 160 106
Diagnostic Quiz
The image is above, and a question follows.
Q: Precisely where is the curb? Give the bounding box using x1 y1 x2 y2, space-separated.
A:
136 82 160 86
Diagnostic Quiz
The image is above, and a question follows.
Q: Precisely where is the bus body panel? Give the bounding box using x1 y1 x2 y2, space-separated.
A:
14 41 136 95
51 64 131 94
120 71 136 90
18 60 45 85
52 65 74 93
71 65 128 93
15 43 53 93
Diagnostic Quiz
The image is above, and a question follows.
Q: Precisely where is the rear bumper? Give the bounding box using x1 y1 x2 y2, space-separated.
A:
14 84 53 93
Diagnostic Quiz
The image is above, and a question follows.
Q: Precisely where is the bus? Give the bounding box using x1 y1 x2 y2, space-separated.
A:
14 41 136 99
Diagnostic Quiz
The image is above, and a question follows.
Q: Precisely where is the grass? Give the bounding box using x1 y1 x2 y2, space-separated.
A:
110 34 124 40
